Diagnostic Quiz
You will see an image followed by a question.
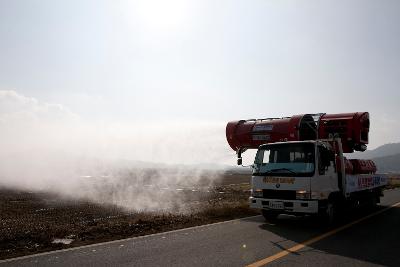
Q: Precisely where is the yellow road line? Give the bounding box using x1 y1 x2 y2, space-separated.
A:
246 201 400 267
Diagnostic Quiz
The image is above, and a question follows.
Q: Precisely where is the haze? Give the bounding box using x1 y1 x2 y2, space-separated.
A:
1 0 400 147
0 0 400 210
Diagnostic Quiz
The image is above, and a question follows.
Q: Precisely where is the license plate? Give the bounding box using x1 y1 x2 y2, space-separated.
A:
269 201 284 209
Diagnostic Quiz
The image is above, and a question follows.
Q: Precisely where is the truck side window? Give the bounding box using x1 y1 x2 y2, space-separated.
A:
262 150 271 164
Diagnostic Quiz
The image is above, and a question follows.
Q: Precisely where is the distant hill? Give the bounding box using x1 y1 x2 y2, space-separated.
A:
372 153 400 173
346 142 400 173
348 142 400 159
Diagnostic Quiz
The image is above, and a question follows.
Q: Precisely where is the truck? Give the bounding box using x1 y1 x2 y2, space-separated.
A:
226 112 387 223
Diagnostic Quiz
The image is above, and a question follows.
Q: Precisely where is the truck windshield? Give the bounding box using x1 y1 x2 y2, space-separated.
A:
253 143 315 177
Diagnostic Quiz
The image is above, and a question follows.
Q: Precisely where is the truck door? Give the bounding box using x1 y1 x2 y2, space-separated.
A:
310 145 339 199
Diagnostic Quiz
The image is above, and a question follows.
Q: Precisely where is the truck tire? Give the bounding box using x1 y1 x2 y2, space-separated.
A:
326 202 337 225
262 209 279 222
320 201 339 225
366 194 378 210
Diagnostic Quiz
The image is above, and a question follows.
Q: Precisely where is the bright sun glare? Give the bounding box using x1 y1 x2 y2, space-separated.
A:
132 0 190 30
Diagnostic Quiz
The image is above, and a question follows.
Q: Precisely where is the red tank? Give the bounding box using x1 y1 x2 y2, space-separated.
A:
226 112 369 153
349 159 377 174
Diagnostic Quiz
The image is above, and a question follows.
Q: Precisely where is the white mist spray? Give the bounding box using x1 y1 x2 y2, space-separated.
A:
0 90 236 212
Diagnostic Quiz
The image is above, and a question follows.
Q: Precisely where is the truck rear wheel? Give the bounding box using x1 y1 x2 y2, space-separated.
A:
365 194 379 210
370 195 377 207
262 209 279 222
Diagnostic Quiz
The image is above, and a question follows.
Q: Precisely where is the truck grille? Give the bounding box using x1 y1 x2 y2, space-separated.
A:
263 189 296 200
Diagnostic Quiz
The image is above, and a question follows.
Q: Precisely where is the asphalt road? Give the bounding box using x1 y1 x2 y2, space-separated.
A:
1 188 400 267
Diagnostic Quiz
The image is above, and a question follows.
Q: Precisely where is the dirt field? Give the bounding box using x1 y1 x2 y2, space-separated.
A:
3 170 397 260
0 170 256 260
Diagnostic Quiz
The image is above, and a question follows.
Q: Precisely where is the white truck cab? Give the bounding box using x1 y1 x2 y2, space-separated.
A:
249 140 387 223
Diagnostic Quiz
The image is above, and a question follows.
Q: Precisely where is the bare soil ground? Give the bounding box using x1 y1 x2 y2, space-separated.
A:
0 171 257 260
3 171 397 260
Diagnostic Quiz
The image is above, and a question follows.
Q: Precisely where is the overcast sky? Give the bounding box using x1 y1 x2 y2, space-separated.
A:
1 0 400 151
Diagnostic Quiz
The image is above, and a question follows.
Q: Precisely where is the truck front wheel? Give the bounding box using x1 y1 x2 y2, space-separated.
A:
262 209 279 222
319 201 339 225
326 202 337 225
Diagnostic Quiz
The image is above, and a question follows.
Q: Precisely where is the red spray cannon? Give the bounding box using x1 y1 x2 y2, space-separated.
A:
318 112 369 152
226 112 369 154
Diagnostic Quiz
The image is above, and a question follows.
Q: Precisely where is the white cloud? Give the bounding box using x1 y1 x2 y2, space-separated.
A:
0 90 79 122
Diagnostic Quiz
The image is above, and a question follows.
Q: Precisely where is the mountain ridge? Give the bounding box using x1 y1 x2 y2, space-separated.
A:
346 142 400 172
348 142 400 159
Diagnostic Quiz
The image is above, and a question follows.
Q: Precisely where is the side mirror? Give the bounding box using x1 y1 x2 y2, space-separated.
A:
236 148 243 166
322 150 334 167
322 155 330 167
319 162 326 175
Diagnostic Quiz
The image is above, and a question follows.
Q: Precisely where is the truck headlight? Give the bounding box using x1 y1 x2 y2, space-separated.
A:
251 189 263 198
296 190 311 200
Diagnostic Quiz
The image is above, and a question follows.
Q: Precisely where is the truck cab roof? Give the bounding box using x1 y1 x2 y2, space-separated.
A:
259 140 317 148
258 140 334 150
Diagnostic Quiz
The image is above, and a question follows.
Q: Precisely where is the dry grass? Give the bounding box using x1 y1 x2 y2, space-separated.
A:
386 174 400 189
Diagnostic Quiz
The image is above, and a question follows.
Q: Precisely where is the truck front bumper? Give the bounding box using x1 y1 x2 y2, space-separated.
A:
249 197 319 214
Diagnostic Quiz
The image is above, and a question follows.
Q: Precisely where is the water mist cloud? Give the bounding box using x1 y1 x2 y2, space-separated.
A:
0 90 234 212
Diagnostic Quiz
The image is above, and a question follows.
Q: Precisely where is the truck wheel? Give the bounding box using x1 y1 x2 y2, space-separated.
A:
323 201 339 225
366 195 378 210
262 210 279 222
